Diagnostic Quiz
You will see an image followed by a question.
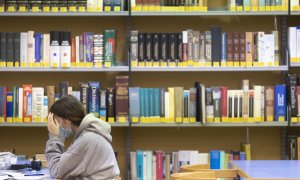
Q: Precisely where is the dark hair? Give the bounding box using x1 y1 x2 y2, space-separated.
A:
50 95 86 126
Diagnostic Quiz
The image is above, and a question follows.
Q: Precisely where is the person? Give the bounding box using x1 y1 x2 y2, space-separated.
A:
44 95 120 180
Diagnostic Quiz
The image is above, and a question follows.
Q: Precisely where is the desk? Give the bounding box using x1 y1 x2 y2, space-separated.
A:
0 168 52 180
230 160 300 179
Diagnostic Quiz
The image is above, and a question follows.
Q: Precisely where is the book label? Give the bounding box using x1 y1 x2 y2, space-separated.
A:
252 6 259 11
227 62 233 66
19 6 26 11
43 7 50 12
175 117 182 123
221 62 227 67
138 62 145 67
278 116 285 122
214 117 220 123
60 7 67 12
206 62 211 67
259 6 266 11
79 6 86 12
51 7 59 12
244 6 251 11
105 61 111 67
132 117 139 123
169 62 176 67
160 62 167 67
69 6 76 12
291 117 298 123
131 61 138 67
7 62 13 67
108 117 115 123
118 117 126 123
267 116 273 122
189 117 196 123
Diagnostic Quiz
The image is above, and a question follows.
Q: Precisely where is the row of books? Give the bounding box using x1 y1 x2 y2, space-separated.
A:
0 0 127 12
0 30 117 68
228 0 288 11
288 27 300 64
130 147 250 180
129 80 287 123
288 135 300 160
0 76 129 123
130 28 280 68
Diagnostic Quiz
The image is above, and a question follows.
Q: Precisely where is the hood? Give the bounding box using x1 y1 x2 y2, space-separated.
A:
74 113 112 143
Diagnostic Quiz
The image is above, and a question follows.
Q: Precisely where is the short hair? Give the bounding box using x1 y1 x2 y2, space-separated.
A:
50 95 86 126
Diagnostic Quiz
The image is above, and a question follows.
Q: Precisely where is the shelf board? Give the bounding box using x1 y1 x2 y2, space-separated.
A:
131 11 288 16
0 12 129 16
290 63 300 67
291 11 300 15
290 123 300 127
202 122 288 127
131 123 202 127
0 66 129 72
131 66 288 72
0 122 129 127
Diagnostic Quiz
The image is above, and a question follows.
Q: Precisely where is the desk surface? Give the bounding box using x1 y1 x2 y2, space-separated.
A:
231 160 300 179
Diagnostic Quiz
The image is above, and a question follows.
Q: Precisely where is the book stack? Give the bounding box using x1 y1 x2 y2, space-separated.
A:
131 28 280 68
0 30 117 68
131 0 208 12
129 79 287 124
228 0 288 12
130 147 250 180
288 135 300 160
291 0 300 11
0 75 129 123
0 0 126 12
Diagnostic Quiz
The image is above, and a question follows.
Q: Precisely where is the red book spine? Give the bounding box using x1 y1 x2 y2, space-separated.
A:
221 86 228 119
156 151 163 180
71 36 76 63
23 85 32 122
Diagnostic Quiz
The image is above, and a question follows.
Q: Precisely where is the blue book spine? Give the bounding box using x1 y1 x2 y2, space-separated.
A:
85 33 94 63
100 90 107 119
6 92 13 119
221 33 227 62
275 84 286 121
129 87 140 122
88 82 100 116
139 88 145 118
136 150 143 180
259 0 266 6
240 152 246 160
0 87 6 118
154 88 160 117
149 88 154 117
210 150 221 169
34 33 42 63
145 88 150 117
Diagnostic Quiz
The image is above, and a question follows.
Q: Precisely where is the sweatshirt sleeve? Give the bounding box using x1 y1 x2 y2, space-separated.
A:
44 134 87 179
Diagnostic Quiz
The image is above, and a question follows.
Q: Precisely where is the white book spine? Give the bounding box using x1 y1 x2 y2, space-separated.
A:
254 86 262 119
43 96 48 122
261 86 265 120
264 34 275 65
131 0 136 7
32 87 44 122
95 0 103 11
43 34 50 67
60 46 71 67
257 32 265 63
165 92 170 118
87 0 95 11
27 31 35 65
50 45 60 67
189 151 199 165
76 36 80 64
20 33 28 65
18 88 23 119
143 152 147 180
291 0 299 8
296 27 300 62
289 27 297 62
198 153 209 165
230 0 236 7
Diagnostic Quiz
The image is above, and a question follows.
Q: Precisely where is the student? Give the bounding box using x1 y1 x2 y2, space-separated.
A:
45 95 120 180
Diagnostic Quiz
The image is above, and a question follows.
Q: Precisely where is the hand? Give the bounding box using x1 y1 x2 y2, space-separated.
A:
47 112 60 136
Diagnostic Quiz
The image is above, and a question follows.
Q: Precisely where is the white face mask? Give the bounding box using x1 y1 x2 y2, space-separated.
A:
59 127 73 139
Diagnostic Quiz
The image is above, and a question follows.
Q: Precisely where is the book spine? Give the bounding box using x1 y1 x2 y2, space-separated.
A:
6 92 13 122
239 32 246 63
79 35 84 63
34 32 42 63
153 33 160 62
221 32 227 62
272 31 279 65
115 76 129 122
100 90 107 120
131 31 139 63
13 33 20 66
18 87 23 121
187 30 193 61
160 88 165 118
226 33 233 63
192 31 200 62
182 31 188 62
6 33 14 64
103 30 116 66
23 85 32 122
145 33 153 62
156 151 163 180
47 86 55 112
288 74 298 117
297 87 300 117
80 83 89 114
275 85 286 121
245 32 253 64
50 31 60 67
32 87 44 122
0 33 6 63
20 32 28 66
221 86 228 119
265 86 274 121
211 26 222 63
43 34 50 66
233 32 240 63
138 33 145 62
129 87 140 122
205 31 212 65
160 33 167 63
88 81 100 116
12 87 18 122
59 82 69 98
177 33 183 62
106 87 115 120
76 36 80 64
71 36 76 64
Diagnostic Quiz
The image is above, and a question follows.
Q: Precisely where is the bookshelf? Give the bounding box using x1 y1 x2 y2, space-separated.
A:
290 12 300 15
0 66 129 72
0 12 129 16
0 0 298 179
131 66 289 72
0 122 130 127
131 11 288 16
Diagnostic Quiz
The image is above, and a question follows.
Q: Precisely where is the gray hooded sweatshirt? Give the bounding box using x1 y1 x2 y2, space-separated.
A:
45 113 120 180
